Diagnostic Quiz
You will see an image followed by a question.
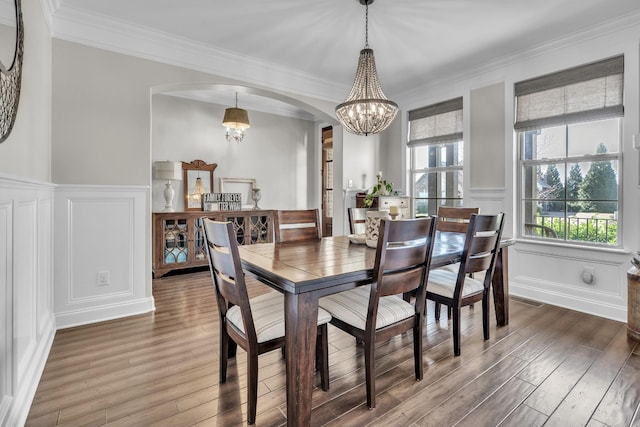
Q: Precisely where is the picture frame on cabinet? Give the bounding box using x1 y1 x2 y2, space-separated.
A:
219 177 256 209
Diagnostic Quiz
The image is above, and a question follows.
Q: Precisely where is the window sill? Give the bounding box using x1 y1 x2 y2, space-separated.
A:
515 236 628 255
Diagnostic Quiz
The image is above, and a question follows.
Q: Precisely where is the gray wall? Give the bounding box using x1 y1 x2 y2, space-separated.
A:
470 82 505 189
0 2 51 181
152 94 317 211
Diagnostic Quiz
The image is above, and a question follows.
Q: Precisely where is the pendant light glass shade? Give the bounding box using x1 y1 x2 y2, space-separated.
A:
335 0 398 136
223 92 250 143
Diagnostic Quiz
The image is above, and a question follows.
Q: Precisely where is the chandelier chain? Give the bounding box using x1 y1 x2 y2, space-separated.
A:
364 1 369 48
335 0 398 136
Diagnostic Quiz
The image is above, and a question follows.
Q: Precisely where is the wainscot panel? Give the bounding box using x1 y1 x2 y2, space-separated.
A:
0 174 56 427
54 185 153 329
511 240 628 321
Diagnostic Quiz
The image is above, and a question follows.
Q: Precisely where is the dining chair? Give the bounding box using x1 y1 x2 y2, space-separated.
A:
426 212 505 356
524 223 558 238
202 218 331 424
348 207 372 235
437 206 479 233
433 206 480 318
273 209 321 243
319 217 438 409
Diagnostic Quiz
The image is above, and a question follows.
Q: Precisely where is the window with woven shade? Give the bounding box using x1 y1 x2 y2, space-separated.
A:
408 97 464 217
516 55 623 246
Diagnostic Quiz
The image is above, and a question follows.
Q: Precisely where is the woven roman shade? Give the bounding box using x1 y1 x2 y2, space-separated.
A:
408 97 463 146
514 55 624 130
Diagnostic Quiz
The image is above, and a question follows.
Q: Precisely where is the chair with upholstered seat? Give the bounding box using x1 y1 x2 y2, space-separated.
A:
426 213 504 356
348 207 372 235
433 206 480 318
273 209 321 243
202 218 331 424
319 217 438 409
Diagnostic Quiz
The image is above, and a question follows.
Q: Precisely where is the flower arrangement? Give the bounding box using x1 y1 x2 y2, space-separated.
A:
363 173 398 208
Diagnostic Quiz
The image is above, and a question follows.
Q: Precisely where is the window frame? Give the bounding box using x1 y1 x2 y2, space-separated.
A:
410 141 464 217
514 56 624 248
516 120 622 248
408 97 464 217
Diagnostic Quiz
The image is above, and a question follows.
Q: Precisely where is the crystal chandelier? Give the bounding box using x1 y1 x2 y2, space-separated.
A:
190 175 206 204
222 92 250 143
335 0 398 136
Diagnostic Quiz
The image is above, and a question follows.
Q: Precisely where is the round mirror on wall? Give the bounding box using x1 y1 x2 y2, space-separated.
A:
0 0 23 143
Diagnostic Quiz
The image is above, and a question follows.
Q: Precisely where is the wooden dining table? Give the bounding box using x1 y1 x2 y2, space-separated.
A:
238 232 514 426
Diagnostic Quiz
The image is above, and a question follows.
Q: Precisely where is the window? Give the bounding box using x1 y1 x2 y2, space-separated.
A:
408 97 463 217
515 56 623 246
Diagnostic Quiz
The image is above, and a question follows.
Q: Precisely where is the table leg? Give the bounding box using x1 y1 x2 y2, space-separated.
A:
492 246 509 326
284 292 318 427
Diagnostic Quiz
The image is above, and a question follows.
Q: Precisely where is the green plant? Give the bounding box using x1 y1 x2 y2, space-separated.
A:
363 180 398 208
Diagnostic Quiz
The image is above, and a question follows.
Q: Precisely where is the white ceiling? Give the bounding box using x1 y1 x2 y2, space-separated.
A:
49 0 640 115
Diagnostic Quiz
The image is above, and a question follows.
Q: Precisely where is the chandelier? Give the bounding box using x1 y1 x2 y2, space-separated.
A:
190 175 206 204
222 92 250 143
335 0 398 136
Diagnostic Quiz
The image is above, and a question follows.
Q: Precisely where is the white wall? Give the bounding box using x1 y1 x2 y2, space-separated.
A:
0 1 56 425
151 94 317 212
0 1 51 181
53 185 151 328
0 177 55 427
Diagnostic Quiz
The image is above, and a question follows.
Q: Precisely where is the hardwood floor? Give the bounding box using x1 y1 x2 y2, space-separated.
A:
27 270 640 426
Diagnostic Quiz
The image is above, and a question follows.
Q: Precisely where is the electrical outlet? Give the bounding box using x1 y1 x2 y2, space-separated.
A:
97 270 110 286
582 266 595 284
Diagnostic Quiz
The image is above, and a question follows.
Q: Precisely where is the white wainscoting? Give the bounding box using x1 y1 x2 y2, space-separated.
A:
1 180 152 426
0 174 55 427
511 241 628 322
467 186 628 322
54 185 153 329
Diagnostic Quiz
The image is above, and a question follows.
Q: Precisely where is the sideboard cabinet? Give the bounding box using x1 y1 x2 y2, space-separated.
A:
153 210 274 278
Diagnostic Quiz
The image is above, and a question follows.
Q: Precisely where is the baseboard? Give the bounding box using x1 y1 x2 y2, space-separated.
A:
510 280 626 322
3 315 55 427
55 297 155 330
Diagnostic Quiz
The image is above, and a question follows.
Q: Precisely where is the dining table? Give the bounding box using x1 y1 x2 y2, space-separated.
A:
237 231 514 426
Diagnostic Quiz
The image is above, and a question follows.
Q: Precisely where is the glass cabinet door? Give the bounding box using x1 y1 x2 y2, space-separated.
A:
163 219 188 264
250 214 271 243
193 218 206 261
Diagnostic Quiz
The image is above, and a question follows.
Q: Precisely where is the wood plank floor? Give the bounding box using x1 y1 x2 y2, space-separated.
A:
27 270 640 426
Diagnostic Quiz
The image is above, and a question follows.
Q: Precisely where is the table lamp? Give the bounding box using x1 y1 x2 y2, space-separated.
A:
153 161 182 212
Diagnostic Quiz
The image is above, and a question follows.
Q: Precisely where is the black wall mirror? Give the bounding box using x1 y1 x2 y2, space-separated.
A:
0 0 23 143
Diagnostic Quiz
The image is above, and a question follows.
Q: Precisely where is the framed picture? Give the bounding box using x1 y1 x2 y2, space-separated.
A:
219 177 256 209
182 160 218 211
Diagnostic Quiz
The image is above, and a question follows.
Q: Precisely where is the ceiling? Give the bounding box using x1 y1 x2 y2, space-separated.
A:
47 0 640 114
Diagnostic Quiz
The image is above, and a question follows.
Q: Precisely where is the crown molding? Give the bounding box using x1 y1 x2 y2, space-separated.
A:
397 10 640 108
39 0 59 35
49 6 347 103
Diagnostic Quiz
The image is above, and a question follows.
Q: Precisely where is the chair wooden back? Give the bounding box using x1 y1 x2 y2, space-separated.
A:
273 209 321 243
367 217 438 329
348 207 372 235
455 213 505 298
202 218 258 344
437 207 479 233
524 223 558 238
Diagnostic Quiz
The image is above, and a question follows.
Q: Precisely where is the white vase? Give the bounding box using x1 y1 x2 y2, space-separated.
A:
365 210 389 248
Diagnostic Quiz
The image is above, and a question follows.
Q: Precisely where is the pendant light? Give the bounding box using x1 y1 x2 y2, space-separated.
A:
222 92 250 143
335 0 398 136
